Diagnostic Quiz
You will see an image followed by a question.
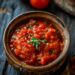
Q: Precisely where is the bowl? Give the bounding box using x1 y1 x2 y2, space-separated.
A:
3 11 70 73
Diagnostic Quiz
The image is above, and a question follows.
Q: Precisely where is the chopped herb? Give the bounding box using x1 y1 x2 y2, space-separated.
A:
41 39 47 43
28 37 47 51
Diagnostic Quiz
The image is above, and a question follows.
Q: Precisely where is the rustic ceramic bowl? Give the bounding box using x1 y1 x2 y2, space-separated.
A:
3 11 70 73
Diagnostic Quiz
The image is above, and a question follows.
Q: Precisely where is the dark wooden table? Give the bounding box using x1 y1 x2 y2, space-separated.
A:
0 0 75 75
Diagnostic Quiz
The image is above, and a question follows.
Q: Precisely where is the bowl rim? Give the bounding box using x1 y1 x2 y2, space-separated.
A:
3 11 70 71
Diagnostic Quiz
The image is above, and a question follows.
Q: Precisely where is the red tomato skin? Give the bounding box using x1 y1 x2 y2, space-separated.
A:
53 41 60 50
25 56 36 65
27 29 33 33
30 0 50 9
45 28 56 40
38 22 46 29
20 29 27 36
14 49 20 56
19 54 26 59
49 28 56 33
34 34 41 39
40 56 50 65
45 31 51 40
40 54 57 65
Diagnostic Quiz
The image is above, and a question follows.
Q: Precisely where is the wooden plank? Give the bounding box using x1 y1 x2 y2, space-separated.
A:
54 0 75 16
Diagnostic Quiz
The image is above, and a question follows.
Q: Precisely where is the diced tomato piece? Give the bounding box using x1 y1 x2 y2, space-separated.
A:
45 31 51 40
14 49 20 56
20 47 35 60
21 42 35 52
40 54 57 65
33 25 37 33
48 27 56 34
16 45 21 49
27 44 34 49
21 49 26 55
49 41 61 53
43 43 50 52
34 34 42 39
25 55 36 65
16 33 21 38
20 37 25 43
27 29 33 33
33 28 41 34
24 43 31 48
10 44 13 48
39 43 45 50
20 29 27 36
13 40 19 46
45 28 56 40
40 55 51 65
19 54 26 59
20 42 26 46
53 42 60 50
49 54 57 61
50 35 57 41
38 23 46 29
36 28 41 33
27 44 33 48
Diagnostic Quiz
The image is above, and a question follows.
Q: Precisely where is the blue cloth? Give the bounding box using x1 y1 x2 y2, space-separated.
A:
0 0 33 74
0 0 75 75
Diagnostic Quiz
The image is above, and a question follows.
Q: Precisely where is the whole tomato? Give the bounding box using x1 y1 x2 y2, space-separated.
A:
30 0 50 9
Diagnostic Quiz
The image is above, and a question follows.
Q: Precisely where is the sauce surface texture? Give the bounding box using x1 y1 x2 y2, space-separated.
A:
10 19 64 66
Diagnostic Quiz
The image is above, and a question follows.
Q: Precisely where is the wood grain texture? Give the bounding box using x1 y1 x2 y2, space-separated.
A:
54 0 75 16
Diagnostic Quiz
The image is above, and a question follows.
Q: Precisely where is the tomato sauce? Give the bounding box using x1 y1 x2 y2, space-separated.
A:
10 19 64 66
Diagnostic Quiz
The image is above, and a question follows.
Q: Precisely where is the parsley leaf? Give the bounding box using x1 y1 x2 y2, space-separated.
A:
28 37 47 51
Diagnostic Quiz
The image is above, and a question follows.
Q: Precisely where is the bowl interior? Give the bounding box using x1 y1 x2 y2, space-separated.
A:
3 11 70 71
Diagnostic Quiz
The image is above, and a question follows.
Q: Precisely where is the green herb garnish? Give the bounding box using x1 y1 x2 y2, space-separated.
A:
41 39 47 43
28 37 47 51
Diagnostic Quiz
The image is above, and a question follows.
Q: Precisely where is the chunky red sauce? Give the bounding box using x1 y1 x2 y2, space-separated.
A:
10 19 64 66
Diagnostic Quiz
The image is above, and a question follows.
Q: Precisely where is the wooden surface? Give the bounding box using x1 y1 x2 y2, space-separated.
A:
54 0 75 16
0 0 75 75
